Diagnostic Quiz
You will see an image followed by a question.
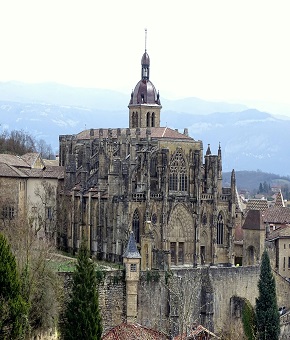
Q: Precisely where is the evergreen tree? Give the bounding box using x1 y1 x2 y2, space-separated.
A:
0 233 28 339
256 250 280 340
60 242 102 340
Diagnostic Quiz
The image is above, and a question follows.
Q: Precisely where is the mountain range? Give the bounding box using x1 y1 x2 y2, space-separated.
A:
0 81 289 176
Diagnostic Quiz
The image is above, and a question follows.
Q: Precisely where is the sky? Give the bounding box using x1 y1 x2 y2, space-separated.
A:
1 0 290 116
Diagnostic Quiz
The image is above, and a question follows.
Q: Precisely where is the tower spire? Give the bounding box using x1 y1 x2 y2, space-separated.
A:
145 28 147 52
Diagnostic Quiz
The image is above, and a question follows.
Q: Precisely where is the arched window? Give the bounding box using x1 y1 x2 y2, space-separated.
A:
217 213 224 245
132 112 138 128
146 112 150 127
132 209 140 243
151 112 155 127
169 151 188 192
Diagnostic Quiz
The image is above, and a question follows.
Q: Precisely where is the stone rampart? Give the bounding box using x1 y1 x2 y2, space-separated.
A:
60 265 290 338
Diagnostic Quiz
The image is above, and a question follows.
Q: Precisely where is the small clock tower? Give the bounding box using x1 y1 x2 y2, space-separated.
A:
123 232 141 323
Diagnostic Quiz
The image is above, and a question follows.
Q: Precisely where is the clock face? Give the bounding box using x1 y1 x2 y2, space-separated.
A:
152 213 157 225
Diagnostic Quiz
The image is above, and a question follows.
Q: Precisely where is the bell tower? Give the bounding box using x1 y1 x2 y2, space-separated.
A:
128 31 162 129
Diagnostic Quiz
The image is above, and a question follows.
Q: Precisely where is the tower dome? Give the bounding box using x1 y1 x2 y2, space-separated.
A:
128 46 162 129
129 50 161 106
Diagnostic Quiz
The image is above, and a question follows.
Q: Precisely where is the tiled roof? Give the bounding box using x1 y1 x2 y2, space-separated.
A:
21 153 42 168
75 127 193 141
173 324 220 339
246 199 268 212
262 206 290 224
102 322 168 340
274 190 285 207
243 210 264 230
0 163 28 178
123 232 141 259
267 224 290 241
0 154 30 168
21 166 64 179
0 153 64 180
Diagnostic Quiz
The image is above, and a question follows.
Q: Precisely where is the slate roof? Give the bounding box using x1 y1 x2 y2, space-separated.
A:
102 322 168 340
243 210 264 230
75 127 193 141
123 232 141 259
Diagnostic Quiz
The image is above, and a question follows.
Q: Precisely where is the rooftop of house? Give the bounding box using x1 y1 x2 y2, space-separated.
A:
262 206 290 224
0 153 64 179
173 324 220 339
243 210 264 230
102 322 168 340
267 224 290 241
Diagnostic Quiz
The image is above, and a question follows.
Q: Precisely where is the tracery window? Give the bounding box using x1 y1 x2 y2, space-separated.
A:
217 213 224 245
169 151 188 192
132 209 140 243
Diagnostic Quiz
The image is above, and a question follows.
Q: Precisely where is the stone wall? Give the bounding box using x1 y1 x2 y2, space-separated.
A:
60 265 290 338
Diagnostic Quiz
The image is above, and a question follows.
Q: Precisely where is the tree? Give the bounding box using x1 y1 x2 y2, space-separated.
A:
242 299 257 340
0 233 28 339
60 242 102 340
1 197 61 338
256 250 280 340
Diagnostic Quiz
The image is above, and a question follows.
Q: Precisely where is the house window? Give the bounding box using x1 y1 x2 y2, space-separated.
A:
169 151 188 192
130 263 137 272
1 206 15 220
288 257 290 269
132 209 140 243
217 213 224 245
284 244 286 249
283 257 286 269
46 206 53 220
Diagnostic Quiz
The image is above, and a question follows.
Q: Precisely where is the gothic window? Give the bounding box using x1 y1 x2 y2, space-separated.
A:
132 209 140 243
169 150 188 192
147 112 150 127
217 213 224 245
152 213 157 225
151 112 155 127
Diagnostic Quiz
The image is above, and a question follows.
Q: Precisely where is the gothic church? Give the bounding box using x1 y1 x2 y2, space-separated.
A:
59 48 241 269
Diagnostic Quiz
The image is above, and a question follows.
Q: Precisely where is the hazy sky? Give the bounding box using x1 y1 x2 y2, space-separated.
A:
1 0 290 116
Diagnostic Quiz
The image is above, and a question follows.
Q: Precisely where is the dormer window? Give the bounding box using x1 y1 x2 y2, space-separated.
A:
130 263 137 272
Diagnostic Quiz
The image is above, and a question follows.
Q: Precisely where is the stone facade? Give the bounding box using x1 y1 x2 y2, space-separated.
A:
58 49 243 269
0 153 64 239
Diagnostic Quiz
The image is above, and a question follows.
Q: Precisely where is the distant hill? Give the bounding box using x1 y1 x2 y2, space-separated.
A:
1 81 290 176
223 170 290 193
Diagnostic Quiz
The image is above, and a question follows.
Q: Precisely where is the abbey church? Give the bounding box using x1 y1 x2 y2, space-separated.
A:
58 48 242 269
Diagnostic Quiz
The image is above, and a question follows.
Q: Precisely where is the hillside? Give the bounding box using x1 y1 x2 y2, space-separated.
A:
1 81 290 176
222 170 290 194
